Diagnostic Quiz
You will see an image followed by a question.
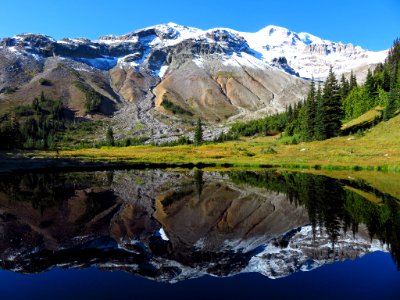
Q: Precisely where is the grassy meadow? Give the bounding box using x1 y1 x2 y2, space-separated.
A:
36 113 400 172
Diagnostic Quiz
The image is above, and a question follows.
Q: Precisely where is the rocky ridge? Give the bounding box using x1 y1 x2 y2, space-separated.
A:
0 23 388 141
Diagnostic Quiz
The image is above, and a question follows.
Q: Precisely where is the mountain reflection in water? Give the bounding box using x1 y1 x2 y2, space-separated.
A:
0 169 399 282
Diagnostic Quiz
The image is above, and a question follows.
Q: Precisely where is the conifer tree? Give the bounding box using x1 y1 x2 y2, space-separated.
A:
304 78 317 141
382 65 391 92
384 88 397 121
194 118 203 146
384 67 399 121
322 67 343 138
340 74 350 99
314 84 325 140
40 91 46 103
349 71 358 91
106 126 115 146
365 68 378 100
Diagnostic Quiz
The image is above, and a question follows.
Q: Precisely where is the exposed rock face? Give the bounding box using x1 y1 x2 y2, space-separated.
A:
0 170 389 282
0 23 387 132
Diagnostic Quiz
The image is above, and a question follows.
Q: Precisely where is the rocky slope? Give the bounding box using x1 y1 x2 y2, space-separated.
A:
0 23 387 138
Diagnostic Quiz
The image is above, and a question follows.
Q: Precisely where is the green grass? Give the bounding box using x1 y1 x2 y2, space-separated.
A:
341 106 382 133
161 99 193 116
37 113 400 171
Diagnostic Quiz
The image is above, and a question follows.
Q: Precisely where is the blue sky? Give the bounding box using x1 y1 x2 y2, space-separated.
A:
0 0 398 50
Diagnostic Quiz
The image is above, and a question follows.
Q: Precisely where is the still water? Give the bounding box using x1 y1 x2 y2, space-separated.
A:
0 169 399 299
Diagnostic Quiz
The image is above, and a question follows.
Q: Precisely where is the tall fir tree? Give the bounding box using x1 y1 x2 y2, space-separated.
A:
349 70 358 91
382 65 391 92
106 126 115 146
304 78 317 141
384 66 399 121
383 39 400 120
314 84 325 140
194 118 203 146
340 74 350 99
365 68 378 100
319 67 343 139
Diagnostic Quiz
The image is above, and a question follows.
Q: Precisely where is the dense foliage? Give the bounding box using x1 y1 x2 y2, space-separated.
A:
0 92 64 149
194 118 203 146
226 39 400 142
161 97 193 116
73 81 103 113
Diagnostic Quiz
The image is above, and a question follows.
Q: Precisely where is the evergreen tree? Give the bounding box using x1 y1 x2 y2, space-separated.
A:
382 65 391 92
349 71 358 90
304 78 317 141
383 89 397 121
322 67 343 138
340 74 350 99
106 127 115 146
10 112 22 147
32 98 40 112
314 84 325 140
365 68 378 100
287 104 294 123
387 38 400 73
315 67 343 139
40 91 46 103
384 68 399 121
194 118 203 146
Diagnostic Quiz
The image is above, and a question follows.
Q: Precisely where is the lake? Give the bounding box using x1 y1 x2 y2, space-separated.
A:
0 169 399 299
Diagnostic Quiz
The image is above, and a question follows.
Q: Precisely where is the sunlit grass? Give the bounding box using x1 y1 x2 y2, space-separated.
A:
39 114 400 171
341 106 383 131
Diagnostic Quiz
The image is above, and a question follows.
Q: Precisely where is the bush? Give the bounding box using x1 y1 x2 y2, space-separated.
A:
262 146 278 154
158 135 192 147
39 78 52 86
161 97 193 116
1 86 18 94
279 134 301 145
213 131 239 143
73 81 102 113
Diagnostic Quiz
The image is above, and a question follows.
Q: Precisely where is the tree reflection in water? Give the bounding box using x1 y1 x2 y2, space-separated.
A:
0 169 398 281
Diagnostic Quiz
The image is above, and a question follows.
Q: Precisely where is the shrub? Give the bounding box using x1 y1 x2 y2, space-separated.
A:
73 81 102 113
39 78 52 86
161 97 193 116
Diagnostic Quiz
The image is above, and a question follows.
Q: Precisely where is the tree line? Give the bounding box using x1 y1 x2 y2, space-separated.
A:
0 92 65 149
227 38 400 142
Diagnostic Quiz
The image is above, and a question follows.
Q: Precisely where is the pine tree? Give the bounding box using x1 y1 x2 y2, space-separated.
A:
40 91 46 103
365 68 378 100
382 65 391 92
314 84 325 140
349 71 358 91
340 74 350 99
322 67 343 138
194 118 203 146
106 126 115 146
384 67 399 121
383 89 397 121
304 78 317 141
287 104 294 123
32 97 40 112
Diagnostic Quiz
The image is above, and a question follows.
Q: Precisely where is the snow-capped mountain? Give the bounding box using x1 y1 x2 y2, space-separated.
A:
48 22 385 80
2 22 385 79
0 23 388 138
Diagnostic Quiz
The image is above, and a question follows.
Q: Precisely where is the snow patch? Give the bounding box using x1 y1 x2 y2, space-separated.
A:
159 228 169 241
156 65 169 78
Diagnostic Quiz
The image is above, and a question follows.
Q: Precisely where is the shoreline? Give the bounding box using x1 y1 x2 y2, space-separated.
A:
1 151 399 175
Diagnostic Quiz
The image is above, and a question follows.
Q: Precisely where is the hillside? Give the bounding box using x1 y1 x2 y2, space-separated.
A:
0 23 386 144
